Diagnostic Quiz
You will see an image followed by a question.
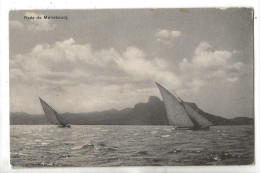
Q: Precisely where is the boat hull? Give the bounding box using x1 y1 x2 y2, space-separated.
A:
58 124 71 128
175 127 195 130
175 126 210 131
199 126 210 130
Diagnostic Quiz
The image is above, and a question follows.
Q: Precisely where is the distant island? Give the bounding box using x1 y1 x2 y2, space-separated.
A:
10 96 254 126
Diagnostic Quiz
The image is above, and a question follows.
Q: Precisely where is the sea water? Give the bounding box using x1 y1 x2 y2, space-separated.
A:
10 125 254 167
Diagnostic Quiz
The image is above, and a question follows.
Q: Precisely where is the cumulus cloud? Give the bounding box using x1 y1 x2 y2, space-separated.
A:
179 41 244 91
11 38 181 87
187 79 205 92
10 20 25 29
24 12 56 31
156 30 181 38
156 29 181 44
10 38 247 113
192 42 233 68
10 38 180 113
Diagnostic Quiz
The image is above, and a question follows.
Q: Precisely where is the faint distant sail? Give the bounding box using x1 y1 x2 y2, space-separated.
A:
155 82 195 128
39 97 70 127
155 82 211 130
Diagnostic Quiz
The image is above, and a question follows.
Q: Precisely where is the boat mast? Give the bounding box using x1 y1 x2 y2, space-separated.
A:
171 89 184 103
171 89 201 128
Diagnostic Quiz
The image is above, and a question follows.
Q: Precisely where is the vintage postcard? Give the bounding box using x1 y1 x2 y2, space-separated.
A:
9 8 254 167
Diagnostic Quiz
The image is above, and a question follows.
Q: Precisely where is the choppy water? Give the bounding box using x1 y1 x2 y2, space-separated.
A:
10 125 254 167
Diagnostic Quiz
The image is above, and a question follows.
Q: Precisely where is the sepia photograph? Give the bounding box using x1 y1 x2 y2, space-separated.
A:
9 8 254 167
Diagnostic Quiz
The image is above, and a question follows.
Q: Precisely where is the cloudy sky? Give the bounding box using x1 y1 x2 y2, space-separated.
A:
9 9 254 118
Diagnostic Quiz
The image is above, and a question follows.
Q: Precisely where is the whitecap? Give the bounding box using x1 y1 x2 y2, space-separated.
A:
71 142 94 150
41 142 49 146
34 139 41 142
162 135 170 138
151 131 157 134
100 129 108 132
71 145 83 150
64 142 75 145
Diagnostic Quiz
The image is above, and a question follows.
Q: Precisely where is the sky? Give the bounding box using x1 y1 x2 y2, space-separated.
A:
9 9 254 118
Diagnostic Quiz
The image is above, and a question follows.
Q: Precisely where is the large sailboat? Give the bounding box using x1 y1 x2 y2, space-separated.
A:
155 82 212 130
39 97 71 128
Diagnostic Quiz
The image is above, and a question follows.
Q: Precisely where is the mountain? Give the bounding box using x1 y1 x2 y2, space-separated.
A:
122 96 168 125
10 96 254 126
61 108 133 125
10 112 49 125
185 102 240 125
230 117 254 125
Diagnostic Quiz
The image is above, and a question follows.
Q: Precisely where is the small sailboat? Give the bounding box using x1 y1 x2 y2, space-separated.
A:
155 82 212 130
39 97 71 128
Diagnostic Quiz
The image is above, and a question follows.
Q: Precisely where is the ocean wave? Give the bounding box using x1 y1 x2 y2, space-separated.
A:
131 150 149 156
11 152 29 158
105 147 118 152
71 142 94 150
162 135 170 138
40 142 49 146
100 129 108 132
151 131 158 134
203 152 236 162
25 162 71 167
97 142 106 147
10 125 254 167
167 149 181 154
64 142 75 145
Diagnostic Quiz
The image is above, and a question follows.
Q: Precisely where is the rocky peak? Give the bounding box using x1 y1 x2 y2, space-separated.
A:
148 96 162 103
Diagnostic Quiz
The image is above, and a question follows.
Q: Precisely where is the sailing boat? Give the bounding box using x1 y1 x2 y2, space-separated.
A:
155 82 212 130
39 97 71 128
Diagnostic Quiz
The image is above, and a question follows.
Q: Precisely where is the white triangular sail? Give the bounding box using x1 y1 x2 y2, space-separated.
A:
155 82 194 128
183 103 212 127
39 97 69 126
